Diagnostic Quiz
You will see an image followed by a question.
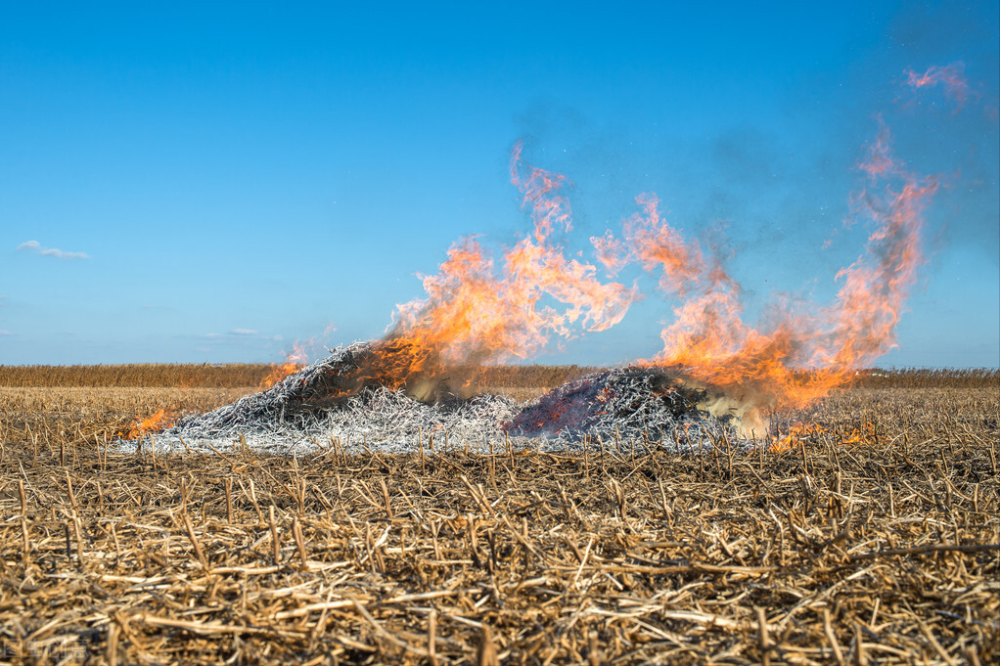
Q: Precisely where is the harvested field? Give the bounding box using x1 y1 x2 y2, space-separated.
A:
0 388 253 448
0 364 606 392
0 372 997 664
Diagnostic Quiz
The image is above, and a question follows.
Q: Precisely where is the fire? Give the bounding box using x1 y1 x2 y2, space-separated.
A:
770 423 823 454
338 120 938 427
903 62 972 110
578 123 937 416
769 421 877 454
125 408 176 440
258 340 312 390
250 106 942 434
594 192 704 294
384 141 638 388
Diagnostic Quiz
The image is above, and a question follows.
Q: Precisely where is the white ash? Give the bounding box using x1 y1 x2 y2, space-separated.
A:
118 341 739 456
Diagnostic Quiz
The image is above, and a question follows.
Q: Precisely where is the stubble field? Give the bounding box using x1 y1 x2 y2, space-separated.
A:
0 366 997 665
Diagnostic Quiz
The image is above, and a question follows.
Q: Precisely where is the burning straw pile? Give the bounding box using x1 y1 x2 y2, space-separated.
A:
128 124 950 460
127 342 734 456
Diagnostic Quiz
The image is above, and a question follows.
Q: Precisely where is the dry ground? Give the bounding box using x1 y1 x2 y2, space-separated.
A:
0 377 997 665
0 388 252 448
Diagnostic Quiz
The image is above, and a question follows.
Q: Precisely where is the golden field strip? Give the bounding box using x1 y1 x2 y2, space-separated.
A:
0 367 997 664
0 364 611 390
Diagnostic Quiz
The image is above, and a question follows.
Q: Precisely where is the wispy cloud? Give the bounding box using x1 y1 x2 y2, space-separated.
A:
230 328 259 336
17 240 90 260
0 330 14 336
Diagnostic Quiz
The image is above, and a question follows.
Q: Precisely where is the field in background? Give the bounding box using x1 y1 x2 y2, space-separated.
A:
0 363 607 389
0 367 997 664
1 363 996 388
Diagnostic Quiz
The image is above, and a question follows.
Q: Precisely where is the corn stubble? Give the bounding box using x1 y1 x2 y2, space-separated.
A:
0 370 997 664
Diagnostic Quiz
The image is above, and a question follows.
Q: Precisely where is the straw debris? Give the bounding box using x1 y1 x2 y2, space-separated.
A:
0 369 996 664
130 343 734 455
0 378 997 663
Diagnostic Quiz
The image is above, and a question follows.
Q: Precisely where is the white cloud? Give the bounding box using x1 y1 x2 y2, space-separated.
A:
17 240 90 260
0 330 13 336
230 329 259 336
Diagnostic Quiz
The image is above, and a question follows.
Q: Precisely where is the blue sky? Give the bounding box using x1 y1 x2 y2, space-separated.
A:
2 1 997 367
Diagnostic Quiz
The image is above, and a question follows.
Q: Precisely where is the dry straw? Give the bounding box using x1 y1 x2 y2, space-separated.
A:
0 368 997 664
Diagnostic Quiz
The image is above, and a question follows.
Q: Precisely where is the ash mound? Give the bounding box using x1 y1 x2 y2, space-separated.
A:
140 342 519 454
123 342 738 455
508 367 734 449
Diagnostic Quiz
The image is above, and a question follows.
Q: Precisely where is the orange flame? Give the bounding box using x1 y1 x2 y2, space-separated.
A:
258 340 312 390
579 124 939 414
385 142 638 385
125 408 176 440
769 421 877 454
903 62 972 110
300 128 937 423
593 193 704 294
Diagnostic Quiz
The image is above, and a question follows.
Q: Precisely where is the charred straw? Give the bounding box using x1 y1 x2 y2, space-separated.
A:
118 341 737 456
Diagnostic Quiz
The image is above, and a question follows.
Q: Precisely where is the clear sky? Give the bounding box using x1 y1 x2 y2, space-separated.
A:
2 1 997 368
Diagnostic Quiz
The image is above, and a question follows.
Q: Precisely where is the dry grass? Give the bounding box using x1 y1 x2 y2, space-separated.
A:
0 372 997 664
0 364 606 391
847 368 998 390
0 364 275 389
0 388 251 448
5 364 992 390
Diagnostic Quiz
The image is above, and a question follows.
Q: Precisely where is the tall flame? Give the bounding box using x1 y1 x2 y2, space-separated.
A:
592 124 939 413
283 118 938 424
828 124 938 370
385 142 638 385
